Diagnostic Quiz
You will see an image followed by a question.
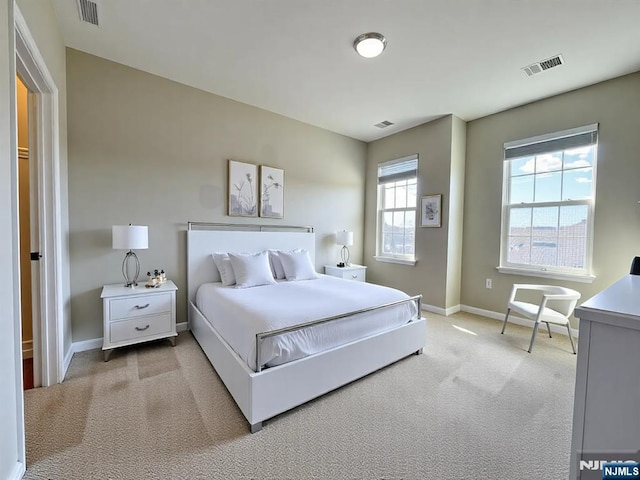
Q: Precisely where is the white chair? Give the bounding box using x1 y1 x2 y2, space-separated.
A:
501 284 581 354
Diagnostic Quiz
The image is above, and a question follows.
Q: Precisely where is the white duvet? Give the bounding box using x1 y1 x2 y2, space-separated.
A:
195 275 418 371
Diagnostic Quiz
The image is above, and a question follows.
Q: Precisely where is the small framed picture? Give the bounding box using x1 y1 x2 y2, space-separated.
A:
420 194 442 227
260 165 284 218
228 159 258 217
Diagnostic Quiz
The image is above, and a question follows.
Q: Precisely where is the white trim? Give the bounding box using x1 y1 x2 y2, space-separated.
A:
15 6 65 386
63 343 74 374
374 256 416 266
72 337 102 353
177 321 188 332
496 266 595 284
460 304 579 338
421 304 461 316
8 1 26 472
8 461 25 480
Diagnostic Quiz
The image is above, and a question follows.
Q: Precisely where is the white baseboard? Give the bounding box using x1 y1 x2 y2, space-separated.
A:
177 321 188 332
73 337 103 353
421 304 461 317
422 304 447 316
9 461 25 480
460 304 579 338
63 345 74 379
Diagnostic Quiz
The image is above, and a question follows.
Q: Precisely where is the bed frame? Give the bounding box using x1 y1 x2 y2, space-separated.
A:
187 222 427 433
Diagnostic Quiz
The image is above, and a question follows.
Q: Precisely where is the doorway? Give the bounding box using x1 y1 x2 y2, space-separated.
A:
16 75 35 390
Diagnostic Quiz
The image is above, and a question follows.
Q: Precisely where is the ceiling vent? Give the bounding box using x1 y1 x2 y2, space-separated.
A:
522 54 564 77
76 0 100 26
374 120 394 129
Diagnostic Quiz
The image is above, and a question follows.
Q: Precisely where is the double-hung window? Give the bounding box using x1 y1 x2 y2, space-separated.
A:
499 124 598 281
376 154 418 265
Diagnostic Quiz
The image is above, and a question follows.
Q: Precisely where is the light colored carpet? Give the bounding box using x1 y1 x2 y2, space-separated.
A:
23 311 576 479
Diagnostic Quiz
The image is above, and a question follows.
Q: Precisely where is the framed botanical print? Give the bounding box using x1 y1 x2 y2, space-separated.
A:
259 165 284 219
420 194 442 227
228 159 258 217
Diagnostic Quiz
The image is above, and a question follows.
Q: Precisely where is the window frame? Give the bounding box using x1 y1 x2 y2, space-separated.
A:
498 125 598 283
375 155 418 266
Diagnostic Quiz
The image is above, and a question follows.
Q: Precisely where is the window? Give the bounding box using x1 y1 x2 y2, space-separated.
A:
499 125 598 281
376 154 418 265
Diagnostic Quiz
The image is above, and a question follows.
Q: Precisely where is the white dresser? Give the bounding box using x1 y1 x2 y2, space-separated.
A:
570 275 640 479
101 280 178 361
324 264 367 282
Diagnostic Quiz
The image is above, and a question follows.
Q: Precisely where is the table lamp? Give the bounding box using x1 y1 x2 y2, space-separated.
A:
112 224 148 287
336 230 353 267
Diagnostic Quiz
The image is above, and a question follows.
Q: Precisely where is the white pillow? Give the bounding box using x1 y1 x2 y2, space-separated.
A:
268 249 302 280
228 251 276 288
279 250 318 281
212 253 236 286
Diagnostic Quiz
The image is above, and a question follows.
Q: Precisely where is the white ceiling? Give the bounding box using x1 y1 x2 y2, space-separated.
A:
52 0 640 142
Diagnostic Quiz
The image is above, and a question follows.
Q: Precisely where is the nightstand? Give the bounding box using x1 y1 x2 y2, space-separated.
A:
324 264 367 282
100 280 178 361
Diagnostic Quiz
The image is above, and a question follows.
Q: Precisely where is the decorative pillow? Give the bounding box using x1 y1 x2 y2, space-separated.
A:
279 250 318 281
269 249 302 279
228 251 277 288
212 253 236 286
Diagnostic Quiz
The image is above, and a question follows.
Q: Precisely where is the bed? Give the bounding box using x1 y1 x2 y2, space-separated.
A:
187 223 427 433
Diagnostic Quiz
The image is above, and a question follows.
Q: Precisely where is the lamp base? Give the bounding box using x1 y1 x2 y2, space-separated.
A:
122 250 141 288
340 246 351 267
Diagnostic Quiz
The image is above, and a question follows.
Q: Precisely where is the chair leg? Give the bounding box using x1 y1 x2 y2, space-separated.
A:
545 322 552 338
528 322 541 353
566 323 577 354
501 308 510 334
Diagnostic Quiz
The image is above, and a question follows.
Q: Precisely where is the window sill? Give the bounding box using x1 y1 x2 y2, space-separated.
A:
374 256 417 266
497 266 595 284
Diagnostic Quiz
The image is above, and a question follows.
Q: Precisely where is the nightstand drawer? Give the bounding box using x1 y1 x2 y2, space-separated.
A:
109 292 172 320
324 265 367 282
344 270 365 282
110 313 173 343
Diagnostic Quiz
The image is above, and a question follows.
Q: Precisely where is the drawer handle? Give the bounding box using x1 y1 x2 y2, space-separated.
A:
352 274 358 278
134 303 150 310
135 324 150 331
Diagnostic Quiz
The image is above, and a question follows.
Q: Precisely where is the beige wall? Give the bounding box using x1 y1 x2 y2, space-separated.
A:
364 115 465 310
461 71 640 326
66 49 367 342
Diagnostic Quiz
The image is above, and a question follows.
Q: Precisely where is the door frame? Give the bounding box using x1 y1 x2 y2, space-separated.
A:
14 5 64 387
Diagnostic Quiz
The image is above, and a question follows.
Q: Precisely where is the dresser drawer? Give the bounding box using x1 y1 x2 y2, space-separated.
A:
109 292 172 320
110 313 173 344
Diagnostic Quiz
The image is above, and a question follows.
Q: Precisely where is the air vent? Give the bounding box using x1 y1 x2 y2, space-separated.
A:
77 0 100 26
522 54 564 77
374 120 394 129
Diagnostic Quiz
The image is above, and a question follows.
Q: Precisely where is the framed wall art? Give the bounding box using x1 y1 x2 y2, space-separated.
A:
260 165 284 219
228 159 258 217
420 194 442 227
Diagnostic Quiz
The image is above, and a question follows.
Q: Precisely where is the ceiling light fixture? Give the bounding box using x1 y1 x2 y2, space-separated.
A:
353 32 387 58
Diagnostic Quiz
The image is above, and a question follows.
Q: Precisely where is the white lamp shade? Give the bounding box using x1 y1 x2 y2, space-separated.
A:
112 225 148 250
336 231 354 246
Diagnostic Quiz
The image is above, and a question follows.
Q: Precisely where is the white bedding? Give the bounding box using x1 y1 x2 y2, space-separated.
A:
195 275 418 371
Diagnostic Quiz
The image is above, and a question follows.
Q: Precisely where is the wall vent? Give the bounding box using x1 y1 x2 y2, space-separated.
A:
77 0 100 26
374 120 394 129
522 54 564 77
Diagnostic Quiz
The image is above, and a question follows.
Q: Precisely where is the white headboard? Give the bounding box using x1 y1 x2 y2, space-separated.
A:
187 225 315 304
